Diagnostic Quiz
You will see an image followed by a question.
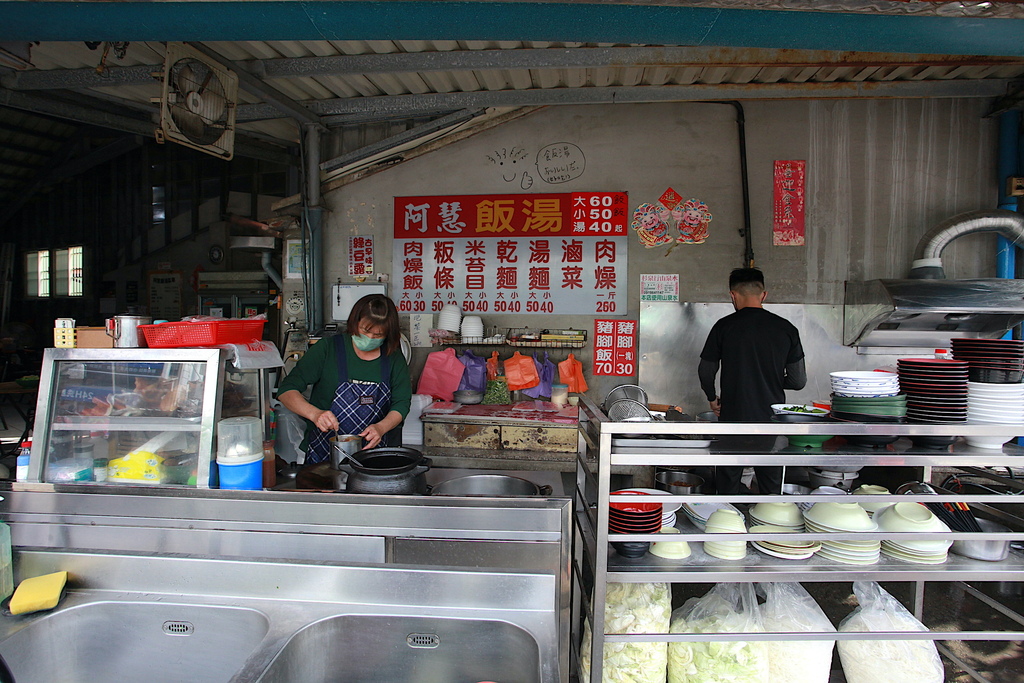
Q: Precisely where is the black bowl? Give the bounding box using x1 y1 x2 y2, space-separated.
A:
611 541 650 558
969 367 1024 384
770 413 831 424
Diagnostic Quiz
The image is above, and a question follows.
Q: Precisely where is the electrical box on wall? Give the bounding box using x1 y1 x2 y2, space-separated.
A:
332 283 388 322
1008 176 1024 197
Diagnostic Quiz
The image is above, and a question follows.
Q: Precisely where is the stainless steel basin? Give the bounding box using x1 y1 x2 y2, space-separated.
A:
257 614 541 683
0 600 270 683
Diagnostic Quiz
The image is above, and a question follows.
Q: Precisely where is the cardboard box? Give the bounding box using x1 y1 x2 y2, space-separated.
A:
75 327 113 348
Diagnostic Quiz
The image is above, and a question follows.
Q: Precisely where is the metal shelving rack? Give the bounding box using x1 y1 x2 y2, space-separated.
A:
572 394 1024 683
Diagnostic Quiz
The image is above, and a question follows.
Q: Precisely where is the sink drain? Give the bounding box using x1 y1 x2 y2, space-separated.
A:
162 620 195 636
406 633 440 649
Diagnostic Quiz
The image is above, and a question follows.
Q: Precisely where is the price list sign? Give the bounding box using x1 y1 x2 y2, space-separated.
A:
393 191 628 316
593 319 637 376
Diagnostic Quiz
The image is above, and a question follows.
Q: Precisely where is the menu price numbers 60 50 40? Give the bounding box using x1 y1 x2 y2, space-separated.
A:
585 194 622 234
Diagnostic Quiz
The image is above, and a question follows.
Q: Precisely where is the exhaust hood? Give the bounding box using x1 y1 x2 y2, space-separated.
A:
844 209 1024 347
844 278 1024 347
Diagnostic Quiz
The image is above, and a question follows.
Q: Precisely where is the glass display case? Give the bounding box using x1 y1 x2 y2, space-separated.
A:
28 348 226 488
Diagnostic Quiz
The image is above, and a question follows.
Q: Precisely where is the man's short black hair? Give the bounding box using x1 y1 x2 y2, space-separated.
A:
729 267 765 291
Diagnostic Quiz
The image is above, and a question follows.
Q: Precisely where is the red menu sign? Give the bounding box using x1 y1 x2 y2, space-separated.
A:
773 160 806 246
393 192 629 316
593 319 637 376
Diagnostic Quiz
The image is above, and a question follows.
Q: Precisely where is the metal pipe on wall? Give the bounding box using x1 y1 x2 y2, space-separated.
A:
304 122 324 332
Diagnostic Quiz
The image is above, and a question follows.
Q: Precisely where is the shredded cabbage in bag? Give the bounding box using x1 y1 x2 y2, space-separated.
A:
580 582 671 682
837 582 944 683
668 589 768 683
758 582 835 683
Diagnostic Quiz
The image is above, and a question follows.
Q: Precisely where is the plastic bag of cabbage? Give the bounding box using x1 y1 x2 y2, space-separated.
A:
668 583 769 683
579 582 671 682
838 581 944 683
757 582 835 683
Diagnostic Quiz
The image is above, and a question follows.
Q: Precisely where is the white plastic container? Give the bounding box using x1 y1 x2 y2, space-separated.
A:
0 521 11 601
217 416 263 462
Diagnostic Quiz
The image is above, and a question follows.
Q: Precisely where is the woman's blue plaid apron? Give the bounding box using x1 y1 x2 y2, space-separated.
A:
305 336 392 464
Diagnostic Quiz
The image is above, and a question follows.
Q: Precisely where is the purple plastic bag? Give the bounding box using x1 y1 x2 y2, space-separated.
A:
523 352 556 398
457 349 488 392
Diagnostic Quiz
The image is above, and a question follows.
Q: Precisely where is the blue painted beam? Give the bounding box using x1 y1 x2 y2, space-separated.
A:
2 1 1024 57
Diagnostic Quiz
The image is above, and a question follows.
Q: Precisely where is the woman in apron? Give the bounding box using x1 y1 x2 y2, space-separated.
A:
278 294 412 464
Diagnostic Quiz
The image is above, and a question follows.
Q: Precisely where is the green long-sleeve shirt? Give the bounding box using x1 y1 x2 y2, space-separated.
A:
278 333 412 421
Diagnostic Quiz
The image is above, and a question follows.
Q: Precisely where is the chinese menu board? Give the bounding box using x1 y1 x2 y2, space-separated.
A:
393 192 628 316
348 235 374 277
773 160 806 246
593 319 638 376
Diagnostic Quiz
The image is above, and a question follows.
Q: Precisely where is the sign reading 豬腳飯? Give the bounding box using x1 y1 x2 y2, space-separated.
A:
348 235 374 277
773 160 806 246
393 192 628 316
593 319 638 376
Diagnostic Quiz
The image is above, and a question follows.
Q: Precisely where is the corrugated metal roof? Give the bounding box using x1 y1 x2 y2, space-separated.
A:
0 37 1022 194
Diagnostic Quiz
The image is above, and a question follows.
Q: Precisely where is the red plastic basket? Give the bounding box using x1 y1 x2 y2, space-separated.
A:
139 320 266 348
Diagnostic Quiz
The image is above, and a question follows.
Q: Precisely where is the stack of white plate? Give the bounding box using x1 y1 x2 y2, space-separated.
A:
965 381 1024 449
703 508 747 560
460 315 484 340
618 488 681 527
803 502 880 565
436 304 462 332
875 502 952 564
750 524 821 560
681 501 742 530
748 501 804 531
830 370 900 398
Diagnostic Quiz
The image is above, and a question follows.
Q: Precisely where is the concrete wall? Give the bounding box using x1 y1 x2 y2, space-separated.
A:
320 99 999 398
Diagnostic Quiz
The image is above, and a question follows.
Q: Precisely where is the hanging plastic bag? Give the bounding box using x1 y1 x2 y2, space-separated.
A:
837 582 943 683
558 352 589 393
486 351 502 381
580 582 671 683
757 582 835 683
457 349 487 393
504 351 541 391
415 348 465 401
523 352 556 399
668 583 768 683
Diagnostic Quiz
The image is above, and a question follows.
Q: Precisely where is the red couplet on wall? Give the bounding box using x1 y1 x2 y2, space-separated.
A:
773 160 806 246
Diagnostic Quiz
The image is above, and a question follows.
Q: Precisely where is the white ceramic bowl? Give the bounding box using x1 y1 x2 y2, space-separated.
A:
749 502 803 527
805 502 875 531
874 503 952 552
965 435 1015 449
650 527 691 559
705 508 746 532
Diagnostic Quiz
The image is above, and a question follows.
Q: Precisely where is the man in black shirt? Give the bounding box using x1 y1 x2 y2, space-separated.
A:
699 267 807 495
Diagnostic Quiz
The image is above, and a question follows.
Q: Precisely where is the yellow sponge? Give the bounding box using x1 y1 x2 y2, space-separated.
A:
9 571 67 615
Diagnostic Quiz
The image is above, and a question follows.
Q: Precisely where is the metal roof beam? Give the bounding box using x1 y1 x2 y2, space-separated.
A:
238 78 1017 122
320 108 484 173
7 46 1024 92
184 42 322 128
0 140 49 157
0 87 297 165
0 119 68 142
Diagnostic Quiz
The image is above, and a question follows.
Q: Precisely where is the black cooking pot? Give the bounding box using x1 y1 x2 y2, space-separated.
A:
337 446 431 495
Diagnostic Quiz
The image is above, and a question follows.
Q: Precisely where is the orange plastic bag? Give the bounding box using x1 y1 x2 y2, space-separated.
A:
486 351 502 381
558 353 589 393
504 351 540 391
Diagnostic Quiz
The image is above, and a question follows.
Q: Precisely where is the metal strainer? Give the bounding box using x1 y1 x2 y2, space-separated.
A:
606 398 654 422
603 384 648 411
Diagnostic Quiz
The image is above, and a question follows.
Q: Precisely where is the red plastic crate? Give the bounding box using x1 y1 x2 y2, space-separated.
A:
139 320 266 348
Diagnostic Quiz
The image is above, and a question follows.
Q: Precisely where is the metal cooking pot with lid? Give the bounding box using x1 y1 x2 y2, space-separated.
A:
337 446 431 495
430 474 552 497
105 315 153 348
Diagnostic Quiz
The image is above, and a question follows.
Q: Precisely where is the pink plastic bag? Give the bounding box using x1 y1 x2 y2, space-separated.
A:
416 348 465 401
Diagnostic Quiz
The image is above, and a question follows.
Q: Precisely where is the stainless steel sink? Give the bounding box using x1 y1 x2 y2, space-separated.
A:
0 599 270 683
256 614 541 683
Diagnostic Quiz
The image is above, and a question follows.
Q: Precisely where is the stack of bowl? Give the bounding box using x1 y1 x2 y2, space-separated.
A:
851 484 893 517
703 508 747 560
650 527 692 559
875 502 952 564
830 370 903 447
803 501 881 565
748 501 804 531
459 315 484 341
618 487 681 527
608 490 662 558
436 304 462 333
965 381 1024 449
951 337 1024 384
681 501 742 530
770 409 834 448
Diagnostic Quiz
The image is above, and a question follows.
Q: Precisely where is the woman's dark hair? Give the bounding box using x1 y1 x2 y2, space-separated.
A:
346 294 401 356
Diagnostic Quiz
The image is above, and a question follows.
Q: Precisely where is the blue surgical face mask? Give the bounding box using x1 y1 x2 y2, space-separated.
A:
353 334 384 352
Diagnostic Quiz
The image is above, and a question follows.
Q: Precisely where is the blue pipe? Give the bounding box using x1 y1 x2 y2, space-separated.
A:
997 111 1020 342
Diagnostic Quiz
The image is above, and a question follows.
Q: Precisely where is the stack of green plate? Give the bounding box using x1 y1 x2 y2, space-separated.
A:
830 393 907 420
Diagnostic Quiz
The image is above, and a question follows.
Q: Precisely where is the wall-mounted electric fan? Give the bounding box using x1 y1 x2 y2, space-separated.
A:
159 43 238 160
